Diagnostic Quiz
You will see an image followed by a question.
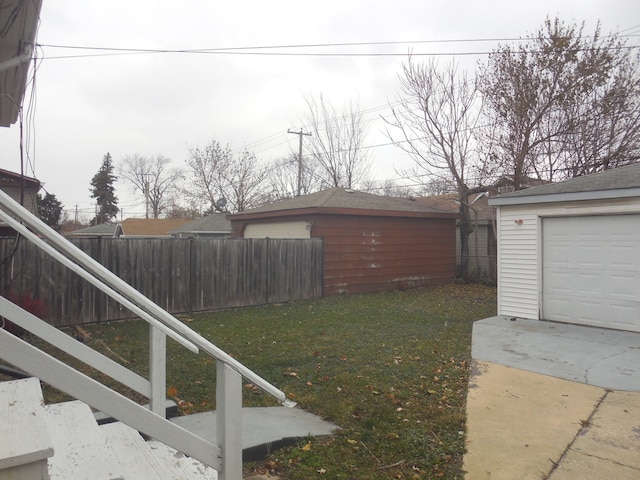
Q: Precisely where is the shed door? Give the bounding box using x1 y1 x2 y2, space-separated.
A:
542 215 640 332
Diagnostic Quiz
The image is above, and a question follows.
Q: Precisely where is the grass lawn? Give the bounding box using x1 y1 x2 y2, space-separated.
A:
38 283 496 479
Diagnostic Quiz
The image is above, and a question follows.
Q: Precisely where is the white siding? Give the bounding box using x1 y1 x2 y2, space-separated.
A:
496 208 539 318
244 221 310 239
496 197 640 320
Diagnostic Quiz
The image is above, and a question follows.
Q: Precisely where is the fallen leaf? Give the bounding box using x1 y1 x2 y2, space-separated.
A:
317 468 326 474
167 386 178 397
302 441 312 451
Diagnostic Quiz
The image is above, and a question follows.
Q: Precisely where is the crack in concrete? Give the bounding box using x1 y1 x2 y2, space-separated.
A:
543 390 609 480
570 450 640 471
583 350 629 385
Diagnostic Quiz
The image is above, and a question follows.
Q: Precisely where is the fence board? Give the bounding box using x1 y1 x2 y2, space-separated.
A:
0 237 322 326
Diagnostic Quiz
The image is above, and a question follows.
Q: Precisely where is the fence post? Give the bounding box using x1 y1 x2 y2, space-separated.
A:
149 325 167 417
216 360 242 480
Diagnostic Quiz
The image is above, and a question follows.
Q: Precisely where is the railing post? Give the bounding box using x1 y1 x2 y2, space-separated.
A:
149 325 167 417
216 360 242 480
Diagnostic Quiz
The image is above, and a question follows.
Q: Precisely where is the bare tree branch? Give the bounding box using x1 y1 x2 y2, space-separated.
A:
304 94 371 189
119 154 183 218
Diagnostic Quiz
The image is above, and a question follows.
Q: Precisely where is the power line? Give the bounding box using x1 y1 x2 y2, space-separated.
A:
36 31 640 60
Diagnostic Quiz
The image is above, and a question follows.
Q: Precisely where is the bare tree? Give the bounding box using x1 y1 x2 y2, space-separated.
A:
563 55 640 177
119 154 183 218
361 179 415 198
184 140 269 213
385 57 487 280
478 17 640 188
303 94 371 189
264 153 325 202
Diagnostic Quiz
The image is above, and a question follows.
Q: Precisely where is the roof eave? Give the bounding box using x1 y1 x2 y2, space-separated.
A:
489 188 640 206
227 206 459 221
0 0 42 127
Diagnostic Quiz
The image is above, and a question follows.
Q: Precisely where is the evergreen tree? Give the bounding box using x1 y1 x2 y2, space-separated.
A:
36 192 63 228
90 153 119 224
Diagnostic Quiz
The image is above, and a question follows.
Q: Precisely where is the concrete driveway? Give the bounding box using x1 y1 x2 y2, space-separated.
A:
463 316 640 479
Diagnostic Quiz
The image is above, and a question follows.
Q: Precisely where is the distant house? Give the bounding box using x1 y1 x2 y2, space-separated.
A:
227 188 458 295
66 223 122 238
490 162 640 333
120 218 192 238
416 192 496 282
168 214 231 238
68 218 193 238
0 168 41 236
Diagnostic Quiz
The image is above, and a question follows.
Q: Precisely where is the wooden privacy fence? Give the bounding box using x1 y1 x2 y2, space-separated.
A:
0 237 323 326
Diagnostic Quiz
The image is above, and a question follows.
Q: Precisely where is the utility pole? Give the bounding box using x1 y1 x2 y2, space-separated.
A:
288 128 311 196
144 179 150 219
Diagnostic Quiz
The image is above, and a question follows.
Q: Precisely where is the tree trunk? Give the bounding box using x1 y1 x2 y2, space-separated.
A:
457 188 474 281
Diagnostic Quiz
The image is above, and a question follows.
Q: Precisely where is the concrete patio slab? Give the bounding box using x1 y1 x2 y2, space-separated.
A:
548 391 640 480
464 360 605 480
171 406 339 461
465 316 640 480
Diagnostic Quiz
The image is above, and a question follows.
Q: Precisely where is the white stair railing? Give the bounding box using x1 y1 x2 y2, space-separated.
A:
0 189 294 480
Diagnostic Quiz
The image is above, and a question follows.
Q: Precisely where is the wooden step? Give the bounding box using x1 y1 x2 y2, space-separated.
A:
100 422 167 480
0 377 54 480
44 401 126 480
102 422 218 480
146 440 218 480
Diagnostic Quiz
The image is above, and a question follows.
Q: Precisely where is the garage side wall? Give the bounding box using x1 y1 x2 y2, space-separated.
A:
496 198 640 320
314 214 456 294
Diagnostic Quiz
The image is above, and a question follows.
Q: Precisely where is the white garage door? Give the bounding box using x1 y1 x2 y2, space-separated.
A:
542 215 640 332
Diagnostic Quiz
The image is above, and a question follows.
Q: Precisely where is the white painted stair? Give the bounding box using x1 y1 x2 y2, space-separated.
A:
0 377 218 480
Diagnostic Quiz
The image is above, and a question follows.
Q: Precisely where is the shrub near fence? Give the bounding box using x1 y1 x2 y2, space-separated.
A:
0 237 323 326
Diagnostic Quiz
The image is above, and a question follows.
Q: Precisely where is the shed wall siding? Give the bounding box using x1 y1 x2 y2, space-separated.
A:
497 197 640 319
314 215 456 294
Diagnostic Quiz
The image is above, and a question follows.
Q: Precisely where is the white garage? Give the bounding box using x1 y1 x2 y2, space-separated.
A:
490 163 640 332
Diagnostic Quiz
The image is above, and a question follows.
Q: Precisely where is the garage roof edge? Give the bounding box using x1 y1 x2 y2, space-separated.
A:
489 187 640 206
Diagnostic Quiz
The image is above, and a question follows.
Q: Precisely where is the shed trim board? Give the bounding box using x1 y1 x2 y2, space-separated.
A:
244 221 311 239
496 197 640 332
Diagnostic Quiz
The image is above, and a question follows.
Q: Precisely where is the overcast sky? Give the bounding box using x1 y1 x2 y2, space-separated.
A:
1 0 638 221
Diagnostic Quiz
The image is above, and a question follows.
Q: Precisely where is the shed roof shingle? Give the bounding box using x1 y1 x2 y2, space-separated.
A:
228 188 457 218
168 214 231 234
490 163 640 206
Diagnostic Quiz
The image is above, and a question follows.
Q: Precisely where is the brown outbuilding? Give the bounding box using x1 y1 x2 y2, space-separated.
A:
227 188 458 295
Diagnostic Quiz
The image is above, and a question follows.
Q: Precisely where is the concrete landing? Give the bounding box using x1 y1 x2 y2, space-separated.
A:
171 407 339 461
472 316 640 390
